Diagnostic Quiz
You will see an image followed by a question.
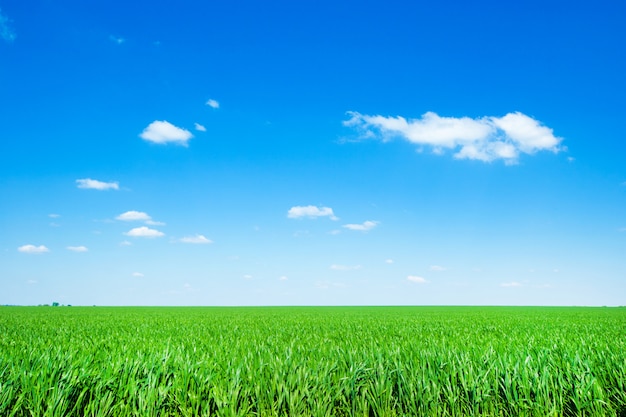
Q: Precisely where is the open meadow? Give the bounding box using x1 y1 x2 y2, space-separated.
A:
1 306 625 416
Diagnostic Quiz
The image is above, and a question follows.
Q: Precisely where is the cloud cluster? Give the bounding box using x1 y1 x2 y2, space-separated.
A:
0 8 16 43
140 121 193 146
76 178 119 190
288 205 338 220
344 111 563 163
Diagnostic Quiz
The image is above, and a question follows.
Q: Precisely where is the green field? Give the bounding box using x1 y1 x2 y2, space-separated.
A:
1 306 625 416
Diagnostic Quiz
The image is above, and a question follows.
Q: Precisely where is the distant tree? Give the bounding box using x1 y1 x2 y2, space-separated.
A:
52 302 59 307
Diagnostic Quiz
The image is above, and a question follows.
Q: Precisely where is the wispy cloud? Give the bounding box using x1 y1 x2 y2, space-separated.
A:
18 245 49 254
67 246 88 252
124 226 164 238
179 234 212 244
344 111 563 163
140 121 193 146
288 205 338 220
109 35 125 45
407 275 429 284
430 265 446 271
500 281 523 287
120 240 132 246
0 8 16 43
48 214 61 218
132 272 144 277
343 220 378 232
206 99 219 109
194 123 207 132
330 264 361 271
278 275 288 281
76 178 119 190
385 259 394 264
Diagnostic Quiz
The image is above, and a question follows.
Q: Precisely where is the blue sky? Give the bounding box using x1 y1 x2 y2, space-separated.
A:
1 0 625 306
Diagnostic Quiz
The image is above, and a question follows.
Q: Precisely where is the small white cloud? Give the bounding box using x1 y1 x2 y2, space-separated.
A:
344 111 563 163
385 259 394 264
116 211 151 221
407 275 429 284
500 282 523 287
243 274 253 280
120 240 132 246
206 99 219 109
145 220 166 226
342 220 379 231
76 178 119 190
48 213 61 218
124 226 165 238
109 35 125 44
27 279 38 285
278 275 288 281
330 264 361 271
18 245 49 254
194 122 207 132
179 234 212 244
67 246 88 252
429 265 446 271
288 205 338 220
140 120 193 146
132 272 144 277
0 9 16 43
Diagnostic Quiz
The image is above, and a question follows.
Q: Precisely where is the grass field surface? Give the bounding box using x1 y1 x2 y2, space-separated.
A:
1 306 625 416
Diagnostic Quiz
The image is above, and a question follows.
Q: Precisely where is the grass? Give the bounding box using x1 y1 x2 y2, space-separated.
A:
1 306 625 416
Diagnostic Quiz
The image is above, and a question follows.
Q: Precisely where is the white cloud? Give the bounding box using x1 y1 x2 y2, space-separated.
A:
430 265 446 271
206 99 219 109
140 120 193 146
0 9 16 43
385 259 394 264
194 123 207 132
145 220 166 226
116 211 151 221
27 279 38 285
48 213 61 218
120 240 132 246
124 226 165 238
76 178 119 190
243 274 253 280
330 264 362 271
407 275 429 284
278 276 288 281
288 205 338 220
342 220 378 231
500 281 523 287
18 245 49 254
344 111 562 163
67 246 88 252
132 272 144 277
179 234 212 244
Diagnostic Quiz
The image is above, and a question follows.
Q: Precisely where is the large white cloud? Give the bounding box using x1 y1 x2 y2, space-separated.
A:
343 220 378 231
124 226 164 238
139 121 193 145
76 178 119 190
288 205 338 220
344 111 562 163
179 234 212 244
18 245 49 254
